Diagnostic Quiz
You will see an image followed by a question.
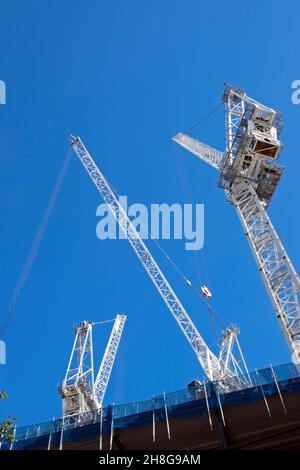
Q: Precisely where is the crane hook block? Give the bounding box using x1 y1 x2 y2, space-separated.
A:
201 285 212 299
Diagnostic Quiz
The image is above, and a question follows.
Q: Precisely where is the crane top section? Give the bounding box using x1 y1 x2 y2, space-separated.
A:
172 84 300 367
222 84 283 133
73 320 93 333
59 315 126 420
220 85 283 206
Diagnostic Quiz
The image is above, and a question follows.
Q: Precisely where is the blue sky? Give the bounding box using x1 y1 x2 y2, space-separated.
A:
1 0 300 426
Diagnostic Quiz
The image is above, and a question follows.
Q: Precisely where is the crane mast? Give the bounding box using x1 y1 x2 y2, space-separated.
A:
59 315 126 421
173 84 300 364
59 321 95 420
69 136 246 386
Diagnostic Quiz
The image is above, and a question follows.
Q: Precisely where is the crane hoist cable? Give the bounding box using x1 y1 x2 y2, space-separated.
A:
92 318 117 326
139 213 224 341
173 142 222 340
71 135 253 386
175 147 204 286
174 144 210 288
110 184 224 334
173 99 222 291
189 102 223 132
172 101 225 340
0 149 72 339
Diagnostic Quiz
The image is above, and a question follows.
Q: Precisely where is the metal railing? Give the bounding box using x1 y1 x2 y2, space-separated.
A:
10 362 300 443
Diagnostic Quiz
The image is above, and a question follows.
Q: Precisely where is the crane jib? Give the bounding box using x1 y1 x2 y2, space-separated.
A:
69 136 238 385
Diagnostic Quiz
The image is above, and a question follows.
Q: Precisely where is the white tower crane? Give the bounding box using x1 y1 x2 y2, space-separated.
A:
69 136 250 389
94 315 127 408
173 84 300 365
59 315 126 421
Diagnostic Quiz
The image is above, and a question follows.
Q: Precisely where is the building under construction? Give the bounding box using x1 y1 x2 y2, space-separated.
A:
2 84 300 451
4 362 300 450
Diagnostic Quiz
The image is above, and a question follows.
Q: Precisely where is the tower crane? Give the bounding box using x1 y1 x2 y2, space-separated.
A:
59 315 126 421
173 84 300 365
69 136 250 389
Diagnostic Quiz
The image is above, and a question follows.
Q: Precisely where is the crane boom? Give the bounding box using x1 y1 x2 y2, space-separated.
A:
69 136 234 383
94 315 126 408
172 133 223 169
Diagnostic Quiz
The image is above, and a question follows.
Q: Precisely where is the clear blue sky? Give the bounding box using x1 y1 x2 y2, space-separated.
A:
1 0 300 426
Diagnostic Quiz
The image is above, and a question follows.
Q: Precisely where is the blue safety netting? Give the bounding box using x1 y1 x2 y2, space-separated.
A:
2 362 299 450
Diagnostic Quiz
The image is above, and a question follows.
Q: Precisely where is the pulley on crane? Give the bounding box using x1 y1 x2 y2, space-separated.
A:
201 285 212 300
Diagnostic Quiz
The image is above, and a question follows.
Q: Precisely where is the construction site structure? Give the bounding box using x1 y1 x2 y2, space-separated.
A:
59 315 126 421
8 362 300 450
173 84 300 365
3 85 300 451
69 135 250 390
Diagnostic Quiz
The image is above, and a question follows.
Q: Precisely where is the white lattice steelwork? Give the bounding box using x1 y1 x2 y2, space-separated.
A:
94 315 126 408
218 324 251 389
223 84 246 156
59 321 95 419
219 325 239 373
70 135 248 387
59 315 126 420
232 185 300 360
173 84 300 364
172 133 223 169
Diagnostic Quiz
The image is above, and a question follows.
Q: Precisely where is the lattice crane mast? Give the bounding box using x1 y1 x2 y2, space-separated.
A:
59 315 126 419
69 136 249 388
173 84 300 365
94 315 126 408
